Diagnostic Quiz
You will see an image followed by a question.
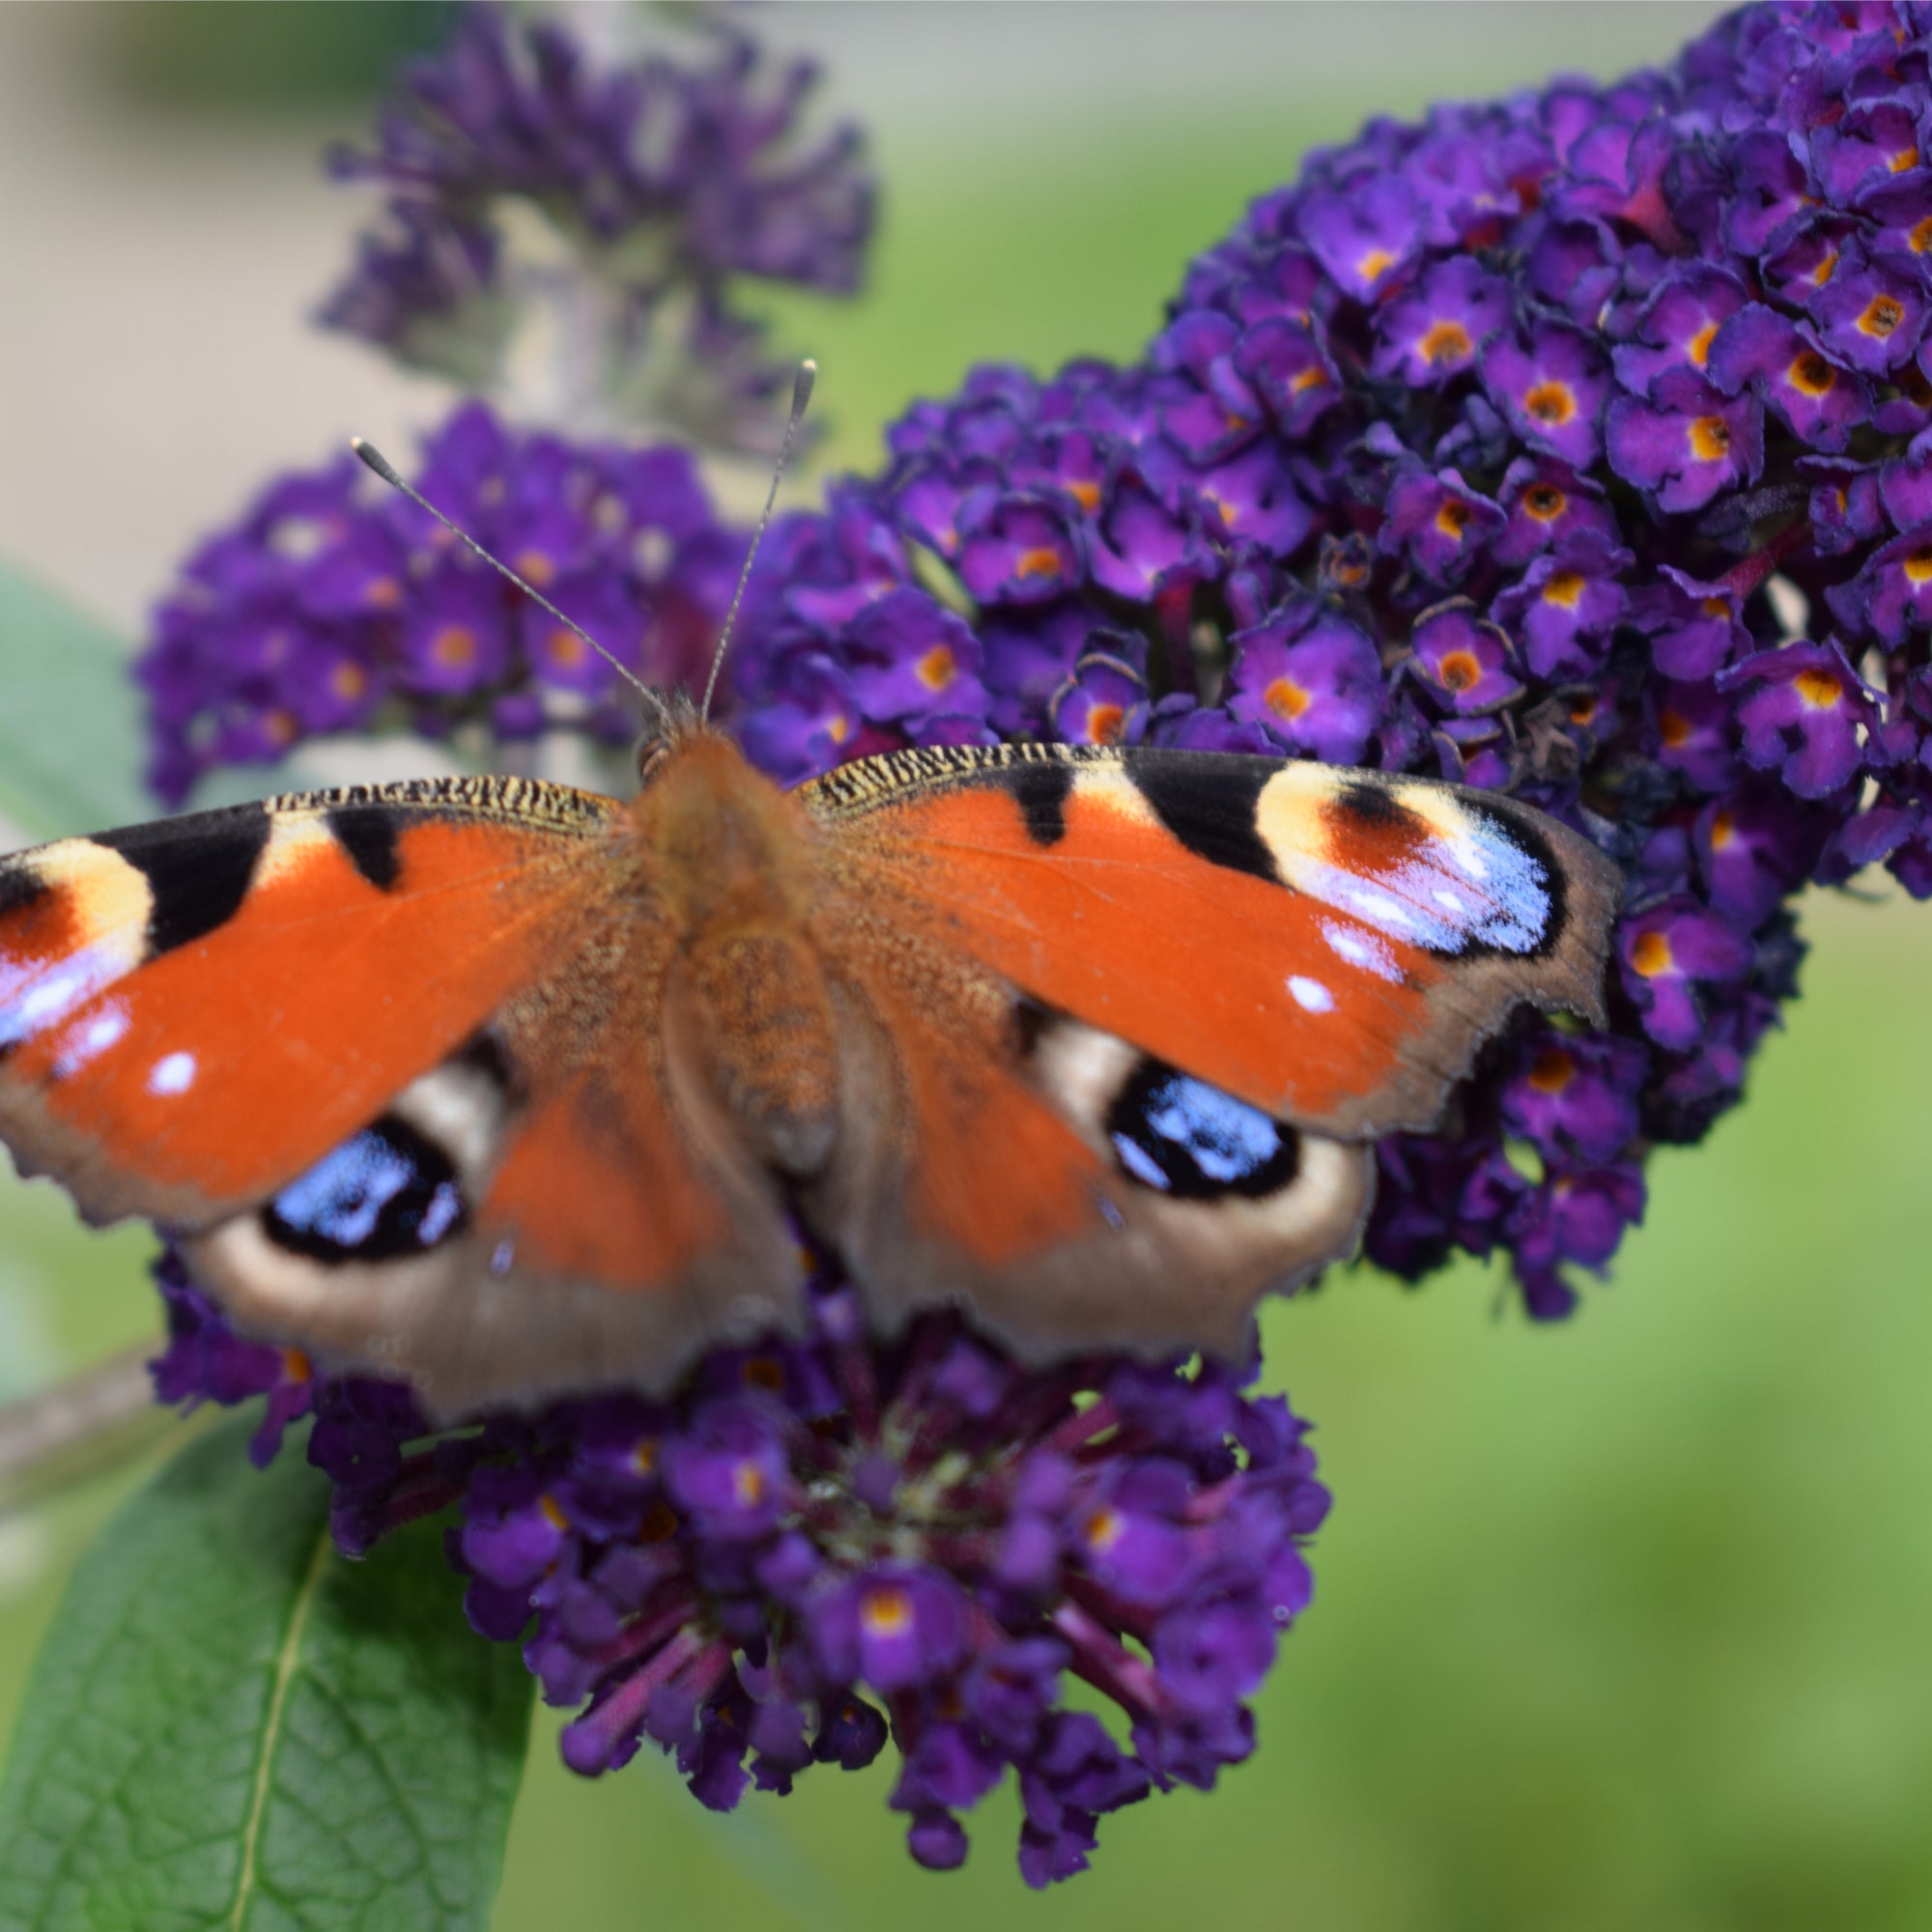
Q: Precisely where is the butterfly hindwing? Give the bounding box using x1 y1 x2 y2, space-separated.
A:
809 916 1372 1362
187 1016 805 1418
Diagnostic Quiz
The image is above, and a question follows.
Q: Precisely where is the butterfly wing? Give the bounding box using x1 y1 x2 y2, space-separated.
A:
796 743 1620 1358
804 744 1621 1135
0 776 802 1414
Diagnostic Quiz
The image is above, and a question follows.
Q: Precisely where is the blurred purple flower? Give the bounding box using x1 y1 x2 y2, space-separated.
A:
319 6 874 448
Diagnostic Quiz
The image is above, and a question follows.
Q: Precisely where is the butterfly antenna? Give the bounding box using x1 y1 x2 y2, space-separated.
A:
699 357 816 724
349 436 672 730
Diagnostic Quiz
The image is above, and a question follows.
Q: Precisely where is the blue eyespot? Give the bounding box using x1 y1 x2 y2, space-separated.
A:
266 1117 467 1264
1107 1065 1298 1201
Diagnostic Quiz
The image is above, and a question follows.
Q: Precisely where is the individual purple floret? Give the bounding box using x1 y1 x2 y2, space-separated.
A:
318 5 874 447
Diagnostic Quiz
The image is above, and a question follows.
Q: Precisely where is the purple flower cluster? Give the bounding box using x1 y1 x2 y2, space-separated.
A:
321 5 874 446
137 403 744 805
715 0 1932 1316
155 1249 1324 1886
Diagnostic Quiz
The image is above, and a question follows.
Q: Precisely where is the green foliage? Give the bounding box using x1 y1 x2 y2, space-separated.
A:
0 1413 531 1932
0 562 150 840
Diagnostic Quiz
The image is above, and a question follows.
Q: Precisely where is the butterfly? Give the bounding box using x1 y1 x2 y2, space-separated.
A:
0 694 1621 1420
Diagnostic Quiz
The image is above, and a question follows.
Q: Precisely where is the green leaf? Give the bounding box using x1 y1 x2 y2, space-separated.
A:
0 1412 534 1931
0 559 150 839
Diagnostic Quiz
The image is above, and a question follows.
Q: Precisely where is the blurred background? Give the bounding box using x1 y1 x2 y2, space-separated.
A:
7 6 1932 1930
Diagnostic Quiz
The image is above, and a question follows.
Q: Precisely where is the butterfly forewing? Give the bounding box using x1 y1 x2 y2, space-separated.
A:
801 742 1622 1137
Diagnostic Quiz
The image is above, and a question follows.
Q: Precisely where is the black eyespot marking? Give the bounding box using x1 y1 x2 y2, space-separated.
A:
327 804 403 892
1010 997 1052 1062
0 865 47 923
1106 1060 1299 1202
96 805 270 956
1122 751 1280 884
264 1115 468 1264
1008 759 1075 845
451 1027 520 1101
1333 778 1418 832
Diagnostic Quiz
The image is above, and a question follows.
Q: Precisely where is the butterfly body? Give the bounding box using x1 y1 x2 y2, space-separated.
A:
0 724 1621 1417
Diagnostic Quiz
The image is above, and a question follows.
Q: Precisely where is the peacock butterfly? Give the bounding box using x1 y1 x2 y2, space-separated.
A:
0 704 1619 1417
0 393 1622 1420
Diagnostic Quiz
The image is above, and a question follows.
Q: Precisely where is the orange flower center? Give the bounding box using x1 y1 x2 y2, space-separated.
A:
1419 319 1474 366
1658 707 1690 748
1788 351 1835 396
513 551 554 588
430 624 477 668
1087 702 1127 745
1904 545 1932 583
1543 570 1586 610
1861 295 1907 338
1708 809 1736 851
329 662 368 701
1631 930 1674 978
861 1587 915 1638
1689 415 1731 461
1357 246 1396 284
1265 676 1312 720
1067 478 1101 513
1523 380 1577 427
1911 213 1932 254
917 643 957 692
1688 320 1719 367
1015 545 1062 579
1527 1048 1575 1094
1435 498 1473 538
1793 667 1842 709
1437 649 1482 693
1084 1507 1125 1553
547 629 587 668
731 1462 766 1506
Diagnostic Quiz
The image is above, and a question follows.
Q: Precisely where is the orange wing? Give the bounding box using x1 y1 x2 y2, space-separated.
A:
0 773 805 1415
0 777 622 1225
803 743 1622 1140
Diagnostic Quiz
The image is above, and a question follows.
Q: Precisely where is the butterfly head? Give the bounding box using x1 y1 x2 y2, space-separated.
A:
632 687 710 786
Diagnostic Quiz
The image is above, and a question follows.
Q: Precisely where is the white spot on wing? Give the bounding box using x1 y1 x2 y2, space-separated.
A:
148 1051 196 1095
53 1001 129 1077
1288 976 1334 1013
1321 919 1403 983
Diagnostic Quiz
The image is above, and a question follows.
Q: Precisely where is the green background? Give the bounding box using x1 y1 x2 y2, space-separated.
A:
3 7 1930 1929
